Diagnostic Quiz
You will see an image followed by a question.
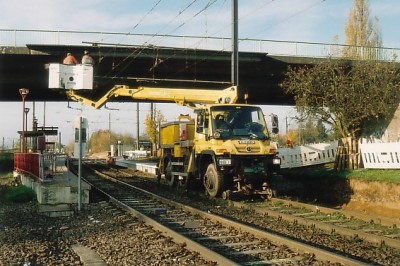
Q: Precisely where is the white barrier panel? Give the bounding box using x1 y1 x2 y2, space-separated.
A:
135 163 157 175
125 150 149 159
278 141 338 169
360 142 400 169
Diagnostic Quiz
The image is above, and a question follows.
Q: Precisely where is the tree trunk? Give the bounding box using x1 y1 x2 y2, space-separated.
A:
335 137 360 170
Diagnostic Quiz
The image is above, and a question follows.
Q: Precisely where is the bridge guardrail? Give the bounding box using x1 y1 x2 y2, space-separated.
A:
1 29 399 60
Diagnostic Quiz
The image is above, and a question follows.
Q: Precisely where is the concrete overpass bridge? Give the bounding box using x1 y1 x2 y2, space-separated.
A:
1 29 399 105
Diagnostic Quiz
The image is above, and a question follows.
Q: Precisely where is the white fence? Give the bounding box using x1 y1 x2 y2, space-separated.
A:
360 142 400 169
278 140 400 170
279 141 338 169
124 150 149 159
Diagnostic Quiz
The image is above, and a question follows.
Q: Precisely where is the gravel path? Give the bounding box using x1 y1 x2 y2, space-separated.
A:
0 198 211 266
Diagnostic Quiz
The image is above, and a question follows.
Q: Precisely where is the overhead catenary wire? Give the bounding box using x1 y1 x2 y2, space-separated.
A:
103 0 202 79
111 0 225 74
102 0 225 83
124 0 276 81
115 0 164 45
152 0 328 80
242 0 327 40
99 0 328 87
169 0 218 36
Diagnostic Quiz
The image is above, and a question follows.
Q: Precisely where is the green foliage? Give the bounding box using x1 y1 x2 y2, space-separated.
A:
0 172 13 179
297 117 336 144
281 59 400 139
3 185 36 203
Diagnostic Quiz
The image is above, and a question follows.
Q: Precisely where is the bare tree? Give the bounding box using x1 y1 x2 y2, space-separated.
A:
145 108 166 156
343 0 382 59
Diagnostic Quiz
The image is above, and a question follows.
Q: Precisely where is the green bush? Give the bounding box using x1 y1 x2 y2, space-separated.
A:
4 185 36 203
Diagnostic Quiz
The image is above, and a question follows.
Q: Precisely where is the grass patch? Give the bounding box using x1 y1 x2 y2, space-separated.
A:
1 172 14 178
347 169 400 184
2 185 36 203
282 165 349 181
282 165 400 184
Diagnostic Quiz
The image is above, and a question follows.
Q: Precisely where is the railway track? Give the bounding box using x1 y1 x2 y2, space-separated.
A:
69 160 381 265
237 198 400 249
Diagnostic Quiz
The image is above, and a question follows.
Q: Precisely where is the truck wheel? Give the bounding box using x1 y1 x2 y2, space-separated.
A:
222 190 231 200
204 163 224 198
165 160 177 188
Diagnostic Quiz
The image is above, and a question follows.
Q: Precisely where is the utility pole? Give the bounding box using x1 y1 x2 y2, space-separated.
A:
108 112 111 152
78 116 82 211
231 0 239 87
136 102 140 150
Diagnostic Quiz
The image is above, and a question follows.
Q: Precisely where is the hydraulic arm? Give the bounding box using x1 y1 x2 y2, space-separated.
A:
66 85 238 109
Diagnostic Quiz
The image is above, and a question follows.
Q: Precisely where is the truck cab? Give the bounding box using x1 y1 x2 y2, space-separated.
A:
159 104 280 199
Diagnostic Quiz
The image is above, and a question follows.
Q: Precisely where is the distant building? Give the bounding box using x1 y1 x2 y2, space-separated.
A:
382 104 400 142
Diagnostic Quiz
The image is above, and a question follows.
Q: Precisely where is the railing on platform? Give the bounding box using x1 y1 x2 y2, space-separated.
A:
1 29 399 60
14 152 68 180
14 153 41 179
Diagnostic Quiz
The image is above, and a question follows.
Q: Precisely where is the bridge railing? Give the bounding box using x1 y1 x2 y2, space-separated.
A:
1 29 399 60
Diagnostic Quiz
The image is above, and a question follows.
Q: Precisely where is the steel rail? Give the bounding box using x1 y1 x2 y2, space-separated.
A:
82 163 368 265
270 197 400 228
233 201 400 250
83 167 239 265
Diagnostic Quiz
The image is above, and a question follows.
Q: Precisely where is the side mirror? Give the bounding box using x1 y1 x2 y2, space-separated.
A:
196 113 204 133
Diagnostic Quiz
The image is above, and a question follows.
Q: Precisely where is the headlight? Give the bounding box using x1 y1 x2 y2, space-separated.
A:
218 158 232 166
214 132 221 139
273 157 281 165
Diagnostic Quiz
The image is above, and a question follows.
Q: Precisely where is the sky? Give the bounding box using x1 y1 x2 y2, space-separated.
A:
1 0 399 148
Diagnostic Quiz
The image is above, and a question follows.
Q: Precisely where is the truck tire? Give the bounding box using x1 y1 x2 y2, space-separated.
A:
165 159 177 188
204 163 224 198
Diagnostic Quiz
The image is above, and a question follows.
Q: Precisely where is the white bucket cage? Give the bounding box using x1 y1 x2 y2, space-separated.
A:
48 63 93 90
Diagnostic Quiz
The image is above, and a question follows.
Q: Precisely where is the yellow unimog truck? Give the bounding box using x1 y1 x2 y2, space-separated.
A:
158 104 280 199
49 63 281 199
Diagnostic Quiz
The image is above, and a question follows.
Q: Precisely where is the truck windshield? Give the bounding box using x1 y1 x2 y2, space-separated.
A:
211 105 269 140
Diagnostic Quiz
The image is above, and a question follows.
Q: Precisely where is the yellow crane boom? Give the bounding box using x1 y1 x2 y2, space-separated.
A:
66 85 238 109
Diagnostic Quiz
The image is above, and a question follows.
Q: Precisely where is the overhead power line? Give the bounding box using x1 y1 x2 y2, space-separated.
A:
127 0 163 34
105 0 205 79
243 0 327 40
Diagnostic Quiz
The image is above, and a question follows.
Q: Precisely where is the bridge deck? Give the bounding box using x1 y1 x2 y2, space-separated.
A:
0 44 326 105
1 29 398 105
